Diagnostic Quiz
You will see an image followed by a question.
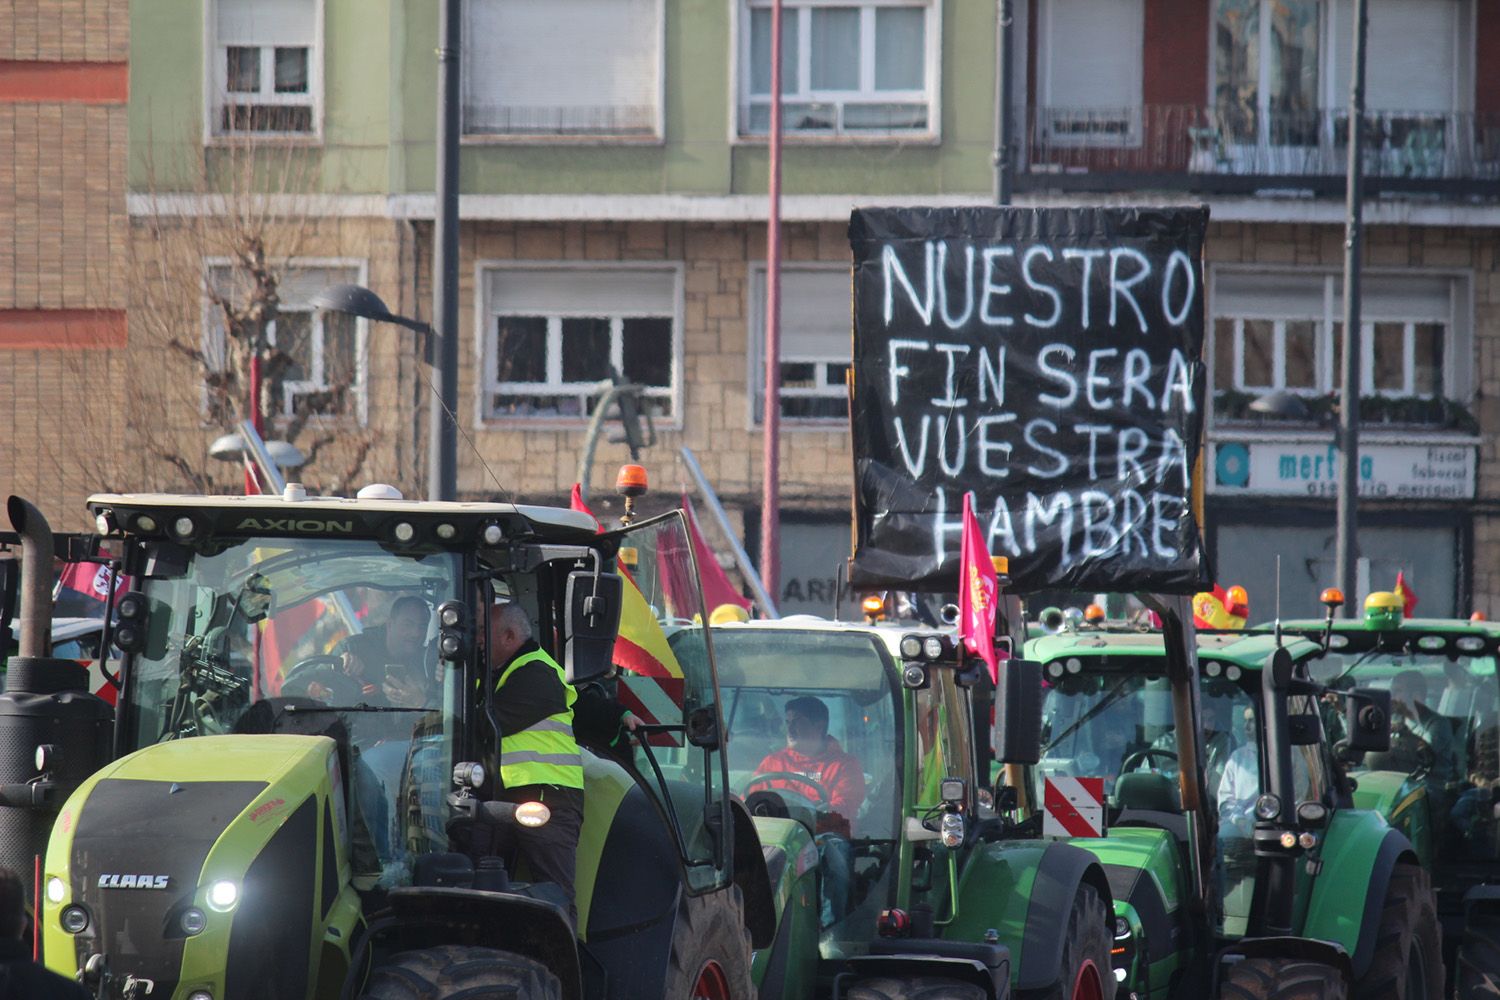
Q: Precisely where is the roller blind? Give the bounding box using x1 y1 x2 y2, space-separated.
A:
1330 0 1460 113
752 266 851 358
1041 0 1143 108
217 0 316 45
485 268 676 316
465 0 659 133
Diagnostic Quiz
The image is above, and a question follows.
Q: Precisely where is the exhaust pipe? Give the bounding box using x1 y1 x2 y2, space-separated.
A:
6 497 53 658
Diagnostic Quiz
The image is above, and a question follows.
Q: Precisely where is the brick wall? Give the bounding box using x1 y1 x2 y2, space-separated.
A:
0 0 129 527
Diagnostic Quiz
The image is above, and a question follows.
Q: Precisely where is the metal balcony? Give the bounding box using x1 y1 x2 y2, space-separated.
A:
1016 104 1500 199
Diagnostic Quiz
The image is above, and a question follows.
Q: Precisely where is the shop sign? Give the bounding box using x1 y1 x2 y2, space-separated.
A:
1211 441 1475 499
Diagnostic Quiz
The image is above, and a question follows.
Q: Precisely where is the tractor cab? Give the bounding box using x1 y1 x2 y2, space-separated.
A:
13 488 764 1000
1277 591 1500 986
1025 621 1408 999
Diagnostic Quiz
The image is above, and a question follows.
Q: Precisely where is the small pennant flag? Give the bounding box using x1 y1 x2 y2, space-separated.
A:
1394 571 1419 617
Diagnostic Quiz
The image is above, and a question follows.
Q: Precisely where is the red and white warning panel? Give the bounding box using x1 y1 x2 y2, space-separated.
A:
1043 777 1107 838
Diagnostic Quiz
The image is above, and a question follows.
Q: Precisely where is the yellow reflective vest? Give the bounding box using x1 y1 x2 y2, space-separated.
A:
494 647 585 790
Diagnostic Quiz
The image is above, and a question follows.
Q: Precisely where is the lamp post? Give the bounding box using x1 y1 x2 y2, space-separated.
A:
762 0 785 602
1336 0 1370 616
311 283 445 498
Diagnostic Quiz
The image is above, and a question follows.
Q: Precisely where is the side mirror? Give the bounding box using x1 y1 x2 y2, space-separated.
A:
994 658 1043 765
563 571 623 683
686 705 720 749
1345 688 1392 755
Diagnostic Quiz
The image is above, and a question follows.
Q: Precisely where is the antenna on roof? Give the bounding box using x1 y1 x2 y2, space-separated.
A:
1274 555 1284 648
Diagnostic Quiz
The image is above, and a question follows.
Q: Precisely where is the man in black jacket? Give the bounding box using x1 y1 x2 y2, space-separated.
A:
0 867 89 1000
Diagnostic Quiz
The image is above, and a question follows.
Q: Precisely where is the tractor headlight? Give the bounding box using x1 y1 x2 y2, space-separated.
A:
922 636 945 661
1114 916 1130 938
60 905 90 934
515 802 552 828
940 812 965 848
180 907 208 936
187 991 214 1000
452 761 486 789
46 877 65 904
1254 794 1282 822
206 880 239 912
900 635 923 660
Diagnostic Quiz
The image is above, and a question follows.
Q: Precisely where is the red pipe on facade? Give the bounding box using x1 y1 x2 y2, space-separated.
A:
760 0 784 605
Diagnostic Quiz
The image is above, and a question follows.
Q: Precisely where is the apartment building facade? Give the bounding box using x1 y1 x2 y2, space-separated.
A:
40 0 1500 616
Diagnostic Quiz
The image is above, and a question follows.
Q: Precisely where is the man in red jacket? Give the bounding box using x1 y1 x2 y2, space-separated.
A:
755 696 865 925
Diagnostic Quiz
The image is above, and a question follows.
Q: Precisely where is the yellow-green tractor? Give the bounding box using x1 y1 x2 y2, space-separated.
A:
1 490 774 999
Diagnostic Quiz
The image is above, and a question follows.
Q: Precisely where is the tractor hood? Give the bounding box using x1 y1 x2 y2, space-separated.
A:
44 735 343 1000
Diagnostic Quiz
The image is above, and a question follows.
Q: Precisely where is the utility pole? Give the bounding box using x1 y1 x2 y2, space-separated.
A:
761 0 785 601
1336 0 1368 615
431 0 461 501
992 0 1014 205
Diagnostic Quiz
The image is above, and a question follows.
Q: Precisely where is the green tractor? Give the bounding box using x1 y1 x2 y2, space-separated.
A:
1274 590 1500 998
670 615 1116 1000
1 490 776 999
1023 610 1442 1000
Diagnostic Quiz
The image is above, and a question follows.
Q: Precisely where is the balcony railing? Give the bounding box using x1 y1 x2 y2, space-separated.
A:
1019 105 1500 197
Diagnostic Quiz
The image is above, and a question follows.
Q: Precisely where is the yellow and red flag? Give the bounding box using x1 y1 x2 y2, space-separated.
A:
1394 571 1419 616
570 484 685 736
1193 585 1248 630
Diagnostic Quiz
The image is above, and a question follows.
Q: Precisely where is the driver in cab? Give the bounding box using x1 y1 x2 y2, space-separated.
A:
310 595 438 707
755 696 865 837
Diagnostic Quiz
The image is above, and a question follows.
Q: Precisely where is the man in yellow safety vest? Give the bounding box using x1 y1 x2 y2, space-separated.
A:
482 601 588 923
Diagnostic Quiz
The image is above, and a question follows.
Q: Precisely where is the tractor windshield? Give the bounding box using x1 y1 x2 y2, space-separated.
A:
710 627 903 945
119 537 463 884
1309 647 1500 867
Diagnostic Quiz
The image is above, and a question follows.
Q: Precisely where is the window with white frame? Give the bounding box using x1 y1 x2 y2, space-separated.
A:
210 0 320 137
205 264 365 421
464 0 661 137
749 265 851 423
1211 270 1466 417
739 0 937 137
482 266 678 421
1037 0 1143 146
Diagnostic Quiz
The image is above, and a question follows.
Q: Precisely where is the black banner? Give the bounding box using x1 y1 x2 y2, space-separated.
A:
848 206 1210 594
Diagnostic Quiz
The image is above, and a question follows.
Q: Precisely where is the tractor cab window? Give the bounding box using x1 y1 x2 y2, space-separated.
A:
913 674 975 809
710 627 902 950
1310 647 1500 865
120 537 462 887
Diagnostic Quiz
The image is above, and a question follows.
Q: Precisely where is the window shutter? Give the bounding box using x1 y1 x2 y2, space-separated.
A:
1041 0 1143 110
217 0 316 46
486 268 675 315
1331 0 1459 113
752 267 851 359
1213 273 1326 318
466 0 659 133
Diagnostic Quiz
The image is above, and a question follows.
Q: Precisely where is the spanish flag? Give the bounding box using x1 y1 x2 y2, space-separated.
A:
1394 571 1419 616
1193 585 1248 630
570 486 685 735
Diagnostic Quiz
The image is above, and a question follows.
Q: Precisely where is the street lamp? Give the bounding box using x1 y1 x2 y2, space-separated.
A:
209 433 307 471
310 283 454 502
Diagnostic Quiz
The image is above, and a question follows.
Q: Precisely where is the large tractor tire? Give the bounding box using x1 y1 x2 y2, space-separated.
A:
846 977 988 1000
661 885 757 1000
360 945 562 1000
1217 958 1348 1000
1456 917 1500 1000
1355 863 1444 1000
1020 881 1113 1000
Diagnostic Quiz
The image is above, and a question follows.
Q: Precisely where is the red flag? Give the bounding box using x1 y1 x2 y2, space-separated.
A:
681 493 750 616
958 492 1000 684
570 483 602 532
1395 571 1419 616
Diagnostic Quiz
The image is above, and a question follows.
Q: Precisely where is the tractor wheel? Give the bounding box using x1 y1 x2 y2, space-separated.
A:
1217 958 1348 1000
845 976 987 1000
661 885 757 1000
360 945 562 1000
1021 881 1112 1000
1454 916 1500 1000
1355 863 1443 1000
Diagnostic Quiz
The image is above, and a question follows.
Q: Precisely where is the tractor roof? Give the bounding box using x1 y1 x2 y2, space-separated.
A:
714 615 950 659
1026 628 1321 670
87 491 600 543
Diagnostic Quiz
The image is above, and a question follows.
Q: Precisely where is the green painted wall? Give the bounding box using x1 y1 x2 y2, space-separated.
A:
133 0 999 197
